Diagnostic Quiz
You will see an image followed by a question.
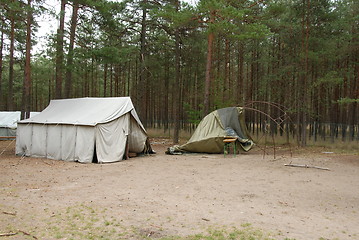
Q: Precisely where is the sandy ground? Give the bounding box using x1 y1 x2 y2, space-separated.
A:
0 139 358 240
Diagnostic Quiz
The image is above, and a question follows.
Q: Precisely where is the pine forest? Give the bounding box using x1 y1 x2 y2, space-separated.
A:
0 0 358 146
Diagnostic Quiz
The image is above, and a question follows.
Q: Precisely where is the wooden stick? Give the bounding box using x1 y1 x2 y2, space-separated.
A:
0 232 17 237
0 230 38 239
18 230 38 239
284 164 330 171
2 211 16 216
0 136 16 139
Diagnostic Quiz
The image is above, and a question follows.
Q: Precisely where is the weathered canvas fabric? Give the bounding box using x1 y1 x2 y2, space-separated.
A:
0 111 39 139
168 107 254 154
16 97 151 163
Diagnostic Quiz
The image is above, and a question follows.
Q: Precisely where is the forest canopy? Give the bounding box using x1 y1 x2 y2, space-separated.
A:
0 0 358 145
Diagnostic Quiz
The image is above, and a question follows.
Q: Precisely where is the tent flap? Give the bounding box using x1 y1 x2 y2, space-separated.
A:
95 114 129 163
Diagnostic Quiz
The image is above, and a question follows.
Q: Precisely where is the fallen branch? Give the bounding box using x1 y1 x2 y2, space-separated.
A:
2 211 16 216
0 230 37 239
18 230 38 239
284 164 330 171
0 232 17 237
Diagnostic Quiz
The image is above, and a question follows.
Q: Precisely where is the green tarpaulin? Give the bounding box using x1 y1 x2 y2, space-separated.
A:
167 107 254 154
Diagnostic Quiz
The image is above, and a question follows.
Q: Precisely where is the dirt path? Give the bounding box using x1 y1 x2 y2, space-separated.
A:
1 139 358 239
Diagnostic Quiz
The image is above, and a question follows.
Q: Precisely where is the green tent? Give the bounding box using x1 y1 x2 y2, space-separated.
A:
167 107 254 154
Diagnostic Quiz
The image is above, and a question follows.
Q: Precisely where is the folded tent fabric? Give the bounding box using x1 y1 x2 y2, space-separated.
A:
167 107 254 154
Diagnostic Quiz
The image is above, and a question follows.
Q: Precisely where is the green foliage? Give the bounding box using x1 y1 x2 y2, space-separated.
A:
0 0 357 140
314 71 344 87
337 97 359 105
184 102 203 125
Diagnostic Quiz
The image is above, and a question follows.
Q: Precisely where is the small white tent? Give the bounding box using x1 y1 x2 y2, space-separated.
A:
16 97 152 163
0 111 39 139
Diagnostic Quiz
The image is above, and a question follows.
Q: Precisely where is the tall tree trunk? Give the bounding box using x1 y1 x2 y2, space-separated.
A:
173 0 181 144
223 38 230 103
0 29 3 110
299 0 310 146
104 63 108 97
236 42 244 105
22 0 32 119
55 0 66 99
204 11 215 115
65 0 79 98
138 0 148 122
8 8 15 110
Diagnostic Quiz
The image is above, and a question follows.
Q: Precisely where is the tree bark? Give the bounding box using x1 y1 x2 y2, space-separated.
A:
299 0 310 146
224 38 230 102
55 0 66 99
138 0 148 122
65 0 79 99
0 29 3 110
103 63 108 97
236 42 244 105
22 0 32 119
8 6 15 110
204 11 215 115
173 0 181 144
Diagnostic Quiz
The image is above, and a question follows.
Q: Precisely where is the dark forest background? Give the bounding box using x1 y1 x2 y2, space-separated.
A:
0 0 358 146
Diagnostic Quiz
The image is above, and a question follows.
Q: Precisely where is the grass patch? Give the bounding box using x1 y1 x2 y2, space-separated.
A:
3 203 343 240
23 203 284 240
44 203 129 240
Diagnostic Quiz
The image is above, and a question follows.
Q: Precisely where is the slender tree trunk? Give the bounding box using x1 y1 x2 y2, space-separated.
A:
138 0 148 122
164 60 169 131
55 0 66 99
0 29 3 110
236 42 244 105
299 0 310 146
104 63 108 97
22 0 32 119
204 11 215 115
8 9 15 110
65 0 79 98
224 38 230 102
173 0 181 144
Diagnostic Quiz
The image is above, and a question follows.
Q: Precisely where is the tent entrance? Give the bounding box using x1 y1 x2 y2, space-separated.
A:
92 144 98 163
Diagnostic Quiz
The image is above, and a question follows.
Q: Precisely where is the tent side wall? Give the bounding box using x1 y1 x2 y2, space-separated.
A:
95 114 129 163
128 115 147 153
16 123 95 163
179 111 226 153
0 128 16 139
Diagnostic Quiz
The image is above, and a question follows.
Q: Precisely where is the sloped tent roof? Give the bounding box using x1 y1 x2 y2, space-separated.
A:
167 107 254 154
16 97 152 163
20 97 143 127
0 111 40 129
0 111 39 139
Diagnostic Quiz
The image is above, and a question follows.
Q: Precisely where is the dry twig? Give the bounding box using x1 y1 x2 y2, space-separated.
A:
0 232 17 237
2 211 16 216
284 163 330 171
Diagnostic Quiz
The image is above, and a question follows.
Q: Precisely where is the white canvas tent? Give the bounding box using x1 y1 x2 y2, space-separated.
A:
0 111 39 139
15 97 152 163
